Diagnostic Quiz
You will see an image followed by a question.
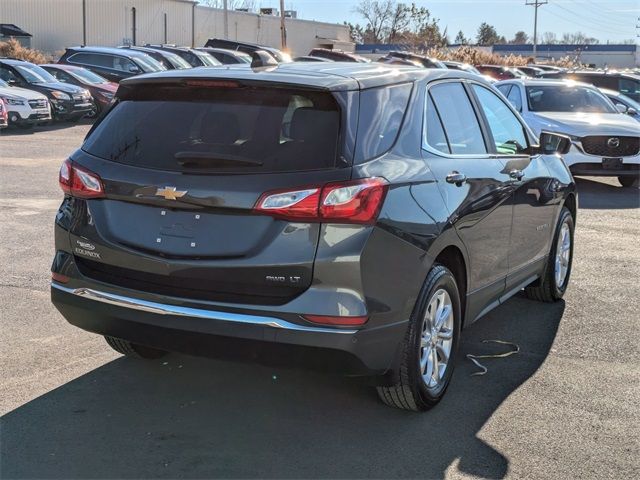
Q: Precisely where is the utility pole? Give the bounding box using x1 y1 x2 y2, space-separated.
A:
223 0 229 40
279 0 287 50
526 0 547 60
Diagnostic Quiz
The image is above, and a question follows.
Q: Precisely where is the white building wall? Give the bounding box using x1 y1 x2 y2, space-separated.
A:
0 0 84 54
192 6 351 57
0 0 351 57
0 0 195 53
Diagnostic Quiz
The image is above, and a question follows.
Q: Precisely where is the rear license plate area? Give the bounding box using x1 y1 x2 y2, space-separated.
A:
602 157 623 170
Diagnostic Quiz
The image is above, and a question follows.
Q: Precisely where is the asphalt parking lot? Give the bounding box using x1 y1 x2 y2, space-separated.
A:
1 124 639 479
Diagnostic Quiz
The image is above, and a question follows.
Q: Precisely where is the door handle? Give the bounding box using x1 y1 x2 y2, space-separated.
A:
509 169 524 181
446 171 467 186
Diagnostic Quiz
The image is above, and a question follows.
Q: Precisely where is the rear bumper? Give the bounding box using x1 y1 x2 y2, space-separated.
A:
51 282 407 377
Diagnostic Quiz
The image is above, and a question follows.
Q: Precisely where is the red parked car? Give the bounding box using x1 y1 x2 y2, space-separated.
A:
0 97 8 129
41 64 117 117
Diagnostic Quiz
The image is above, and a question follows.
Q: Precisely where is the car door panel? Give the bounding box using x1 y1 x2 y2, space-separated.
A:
469 83 559 292
424 81 514 323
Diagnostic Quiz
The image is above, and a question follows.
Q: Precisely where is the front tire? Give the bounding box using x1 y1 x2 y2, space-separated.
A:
377 265 461 411
104 336 167 359
525 206 574 302
618 176 638 188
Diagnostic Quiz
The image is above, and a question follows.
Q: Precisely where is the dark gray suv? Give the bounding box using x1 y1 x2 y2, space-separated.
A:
51 64 576 410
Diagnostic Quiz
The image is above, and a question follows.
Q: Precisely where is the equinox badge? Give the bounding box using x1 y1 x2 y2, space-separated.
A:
156 186 187 201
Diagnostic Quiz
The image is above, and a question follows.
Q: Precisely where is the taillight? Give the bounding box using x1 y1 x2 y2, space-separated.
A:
320 178 387 224
58 159 105 199
254 187 320 220
254 178 388 224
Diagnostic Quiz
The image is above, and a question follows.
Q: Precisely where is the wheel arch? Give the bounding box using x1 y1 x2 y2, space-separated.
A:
563 192 577 222
433 245 468 326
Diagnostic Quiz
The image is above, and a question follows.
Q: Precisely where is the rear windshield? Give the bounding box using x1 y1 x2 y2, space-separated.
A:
82 85 341 174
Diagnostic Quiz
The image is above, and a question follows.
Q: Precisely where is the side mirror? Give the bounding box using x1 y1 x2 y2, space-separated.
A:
250 50 279 69
626 107 637 116
615 103 628 114
7 79 17 86
128 65 141 73
533 131 572 155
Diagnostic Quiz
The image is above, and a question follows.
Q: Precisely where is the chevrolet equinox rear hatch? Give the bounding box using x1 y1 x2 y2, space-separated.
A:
70 80 354 304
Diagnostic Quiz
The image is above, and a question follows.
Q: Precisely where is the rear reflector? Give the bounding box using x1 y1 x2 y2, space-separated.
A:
51 272 70 283
59 159 105 199
303 314 368 326
254 177 388 224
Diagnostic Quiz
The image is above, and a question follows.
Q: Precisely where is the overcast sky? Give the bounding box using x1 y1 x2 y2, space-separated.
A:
294 0 639 44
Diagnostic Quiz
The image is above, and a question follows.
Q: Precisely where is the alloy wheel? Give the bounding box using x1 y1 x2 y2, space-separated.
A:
419 288 454 388
555 222 571 289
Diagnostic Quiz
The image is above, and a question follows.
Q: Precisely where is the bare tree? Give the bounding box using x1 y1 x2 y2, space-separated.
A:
198 0 256 10
354 0 395 44
542 31 557 44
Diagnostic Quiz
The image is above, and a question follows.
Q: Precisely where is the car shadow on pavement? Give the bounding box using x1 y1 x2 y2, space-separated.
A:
1 294 563 479
575 177 640 210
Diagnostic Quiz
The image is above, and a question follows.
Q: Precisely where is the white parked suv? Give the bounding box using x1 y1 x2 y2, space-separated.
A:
0 79 51 128
496 79 640 187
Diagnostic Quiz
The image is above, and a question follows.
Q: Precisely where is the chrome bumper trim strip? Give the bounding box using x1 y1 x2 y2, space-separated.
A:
51 283 357 334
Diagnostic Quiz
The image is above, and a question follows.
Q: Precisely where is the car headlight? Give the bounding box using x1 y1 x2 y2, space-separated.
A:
3 96 26 106
51 91 71 100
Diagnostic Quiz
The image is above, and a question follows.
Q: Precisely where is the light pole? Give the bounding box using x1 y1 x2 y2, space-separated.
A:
279 0 287 50
223 0 229 40
526 0 548 59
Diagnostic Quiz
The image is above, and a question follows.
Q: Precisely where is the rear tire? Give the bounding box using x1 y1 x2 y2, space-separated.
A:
377 265 461 411
525 206 574 302
618 176 638 188
104 336 167 359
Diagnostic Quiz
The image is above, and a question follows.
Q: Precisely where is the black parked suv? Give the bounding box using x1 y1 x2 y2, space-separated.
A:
552 71 640 102
58 46 166 83
0 59 93 121
51 64 576 410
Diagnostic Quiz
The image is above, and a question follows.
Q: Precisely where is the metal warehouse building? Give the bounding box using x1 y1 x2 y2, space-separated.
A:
0 0 352 57
493 44 639 68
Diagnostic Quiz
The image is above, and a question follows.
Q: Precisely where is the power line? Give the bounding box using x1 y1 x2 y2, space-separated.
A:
525 0 548 57
562 1 635 30
545 4 635 36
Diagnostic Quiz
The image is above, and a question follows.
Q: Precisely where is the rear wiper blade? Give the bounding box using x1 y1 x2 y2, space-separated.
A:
174 151 263 167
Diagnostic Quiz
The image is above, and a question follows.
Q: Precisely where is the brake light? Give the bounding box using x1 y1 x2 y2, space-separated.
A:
303 314 368 326
254 178 388 224
58 159 105 199
320 178 387 224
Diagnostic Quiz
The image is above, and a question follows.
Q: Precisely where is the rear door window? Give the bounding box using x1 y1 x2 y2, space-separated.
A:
424 93 450 154
355 83 412 162
69 53 112 68
429 82 487 155
83 85 341 174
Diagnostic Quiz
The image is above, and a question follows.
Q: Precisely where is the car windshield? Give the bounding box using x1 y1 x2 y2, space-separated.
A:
167 53 192 69
15 64 57 84
70 68 110 84
194 51 220 67
527 85 617 113
132 55 165 72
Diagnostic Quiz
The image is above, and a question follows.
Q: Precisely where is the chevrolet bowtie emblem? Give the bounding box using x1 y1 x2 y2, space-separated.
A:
155 186 187 200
